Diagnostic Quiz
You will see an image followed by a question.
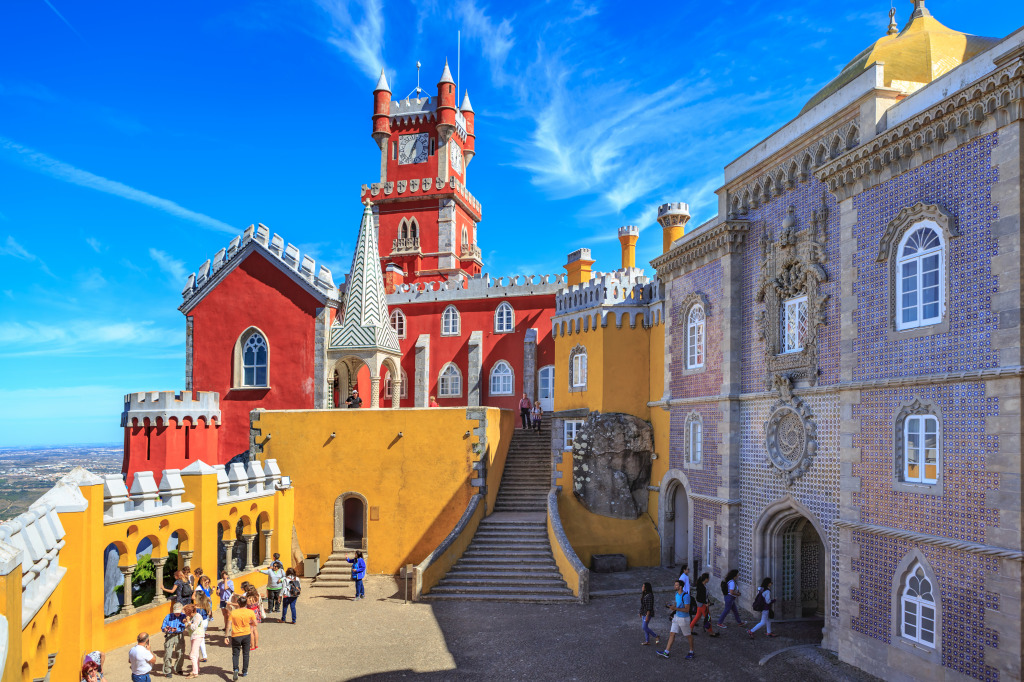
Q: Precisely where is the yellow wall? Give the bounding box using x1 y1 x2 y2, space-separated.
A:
254 407 513 576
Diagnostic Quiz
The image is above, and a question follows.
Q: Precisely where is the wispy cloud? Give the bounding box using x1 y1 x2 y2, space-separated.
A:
315 0 385 80
0 137 237 234
77 268 107 291
40 0 87 44
149 248 187 285
0 235 56 278
0 319 178 356
86 236 103 253
455 0 515 86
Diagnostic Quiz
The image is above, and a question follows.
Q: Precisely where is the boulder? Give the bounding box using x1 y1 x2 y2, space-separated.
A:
571 412 653 519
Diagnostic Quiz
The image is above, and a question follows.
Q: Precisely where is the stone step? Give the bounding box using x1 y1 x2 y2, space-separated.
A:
462 550 553 560
429 584 571 596
468 542 551 552
453 561 558 573
422 593 577 603
473 531 548 539
493 505 547 512
444 568 563 579
456 554 554 565
437 577 568 589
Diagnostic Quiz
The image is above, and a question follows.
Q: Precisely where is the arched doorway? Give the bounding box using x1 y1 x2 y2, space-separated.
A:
334 493 368 552
754 497 831 643
657 469 692 568
538 366 555 411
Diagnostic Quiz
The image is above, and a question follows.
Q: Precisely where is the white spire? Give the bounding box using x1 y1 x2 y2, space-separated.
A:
438 59 455 85
374 69 391 93
460 90 473 112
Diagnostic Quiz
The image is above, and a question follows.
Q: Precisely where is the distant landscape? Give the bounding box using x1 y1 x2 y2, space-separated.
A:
0 445 123 522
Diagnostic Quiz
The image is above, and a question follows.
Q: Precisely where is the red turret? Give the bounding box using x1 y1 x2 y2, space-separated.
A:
121 391 221 487
461 90 475 166
372 69 392 147
436 60 457 134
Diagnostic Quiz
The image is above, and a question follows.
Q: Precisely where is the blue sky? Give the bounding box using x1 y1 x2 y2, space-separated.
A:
1 1 1020 447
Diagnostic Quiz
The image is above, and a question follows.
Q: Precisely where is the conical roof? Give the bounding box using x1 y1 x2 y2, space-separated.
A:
461 90 474 112
801 1 998 114
331 203 401 354
374 69 391 93
438 59 455 85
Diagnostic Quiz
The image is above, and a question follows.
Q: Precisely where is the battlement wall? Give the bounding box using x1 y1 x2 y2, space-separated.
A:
387 272 566 305
361 174 481 217
121 390 221 427
180 223 339 310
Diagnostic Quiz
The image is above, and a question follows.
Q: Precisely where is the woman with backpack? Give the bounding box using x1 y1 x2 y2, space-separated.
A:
748 577 777 638
639 582 660 645
690 573 719 637
281 567 301 623
163 570 194 605
347 551 367 599
715 568 746 628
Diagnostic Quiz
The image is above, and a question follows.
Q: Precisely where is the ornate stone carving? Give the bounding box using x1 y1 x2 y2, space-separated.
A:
764 375 818 486
877 202 957 263
423 177 433 191
410 178 420 192
755 197 830 388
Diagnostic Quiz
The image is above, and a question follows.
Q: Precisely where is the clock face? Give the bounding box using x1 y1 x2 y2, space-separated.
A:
449 141 463 174
398 133 428 165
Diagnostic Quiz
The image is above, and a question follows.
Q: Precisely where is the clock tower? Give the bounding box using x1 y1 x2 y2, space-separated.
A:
362 61 482 288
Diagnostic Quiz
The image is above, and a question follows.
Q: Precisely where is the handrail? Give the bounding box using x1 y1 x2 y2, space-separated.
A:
413 493 484 600
546 487 589 603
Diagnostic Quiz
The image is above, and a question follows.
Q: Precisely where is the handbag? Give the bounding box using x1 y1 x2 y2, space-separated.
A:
768 607 775 619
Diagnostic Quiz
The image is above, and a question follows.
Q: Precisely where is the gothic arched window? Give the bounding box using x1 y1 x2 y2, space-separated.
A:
390 309 406 339
383 368 408 399
494 302 515 334
438 363 462 397
236 328 269 388
685 412 702 464
897 225 944 331
569 344 587 392
686 304 705 369
489 361 514 396
900 563 937 648
441 305 461 336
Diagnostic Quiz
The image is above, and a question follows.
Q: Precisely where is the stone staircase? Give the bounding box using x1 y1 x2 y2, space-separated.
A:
313 547 365 588
426 418 576 603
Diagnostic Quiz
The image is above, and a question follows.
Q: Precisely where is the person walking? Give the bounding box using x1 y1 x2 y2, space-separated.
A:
183 604 206 678
519 394 532 429
281 567 301 623
245 585 263 650
128 632 156 682
347 551 366 599
225 594 257 681
690 573 719 637
657 579 695 660
82 661 102 681
748 577 777 638
531 401 543 432
639 582 660 646
217 571 235 631
259 560 285 614
346 389 362 408
429 395 439 407
160 602 187 677
716 568 746 628
194 593 212 663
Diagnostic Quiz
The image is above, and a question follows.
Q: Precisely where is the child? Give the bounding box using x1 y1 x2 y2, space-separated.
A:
531 402 543 432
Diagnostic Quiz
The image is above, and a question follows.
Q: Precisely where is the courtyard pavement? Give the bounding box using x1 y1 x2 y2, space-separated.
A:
103 572 879 681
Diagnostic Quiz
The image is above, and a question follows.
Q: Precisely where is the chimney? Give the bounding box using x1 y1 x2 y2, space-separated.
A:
657 203 691 253
564 248 595 286
618 226 639 270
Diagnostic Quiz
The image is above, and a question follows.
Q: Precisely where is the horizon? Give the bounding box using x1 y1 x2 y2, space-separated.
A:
2 0 1022 447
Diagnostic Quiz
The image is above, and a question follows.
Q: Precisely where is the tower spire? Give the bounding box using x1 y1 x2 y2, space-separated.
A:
887 6 899 35
910 0 930 19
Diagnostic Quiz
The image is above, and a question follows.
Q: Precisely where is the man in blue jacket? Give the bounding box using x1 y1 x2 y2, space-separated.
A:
347 551 366 599
160 602 187 677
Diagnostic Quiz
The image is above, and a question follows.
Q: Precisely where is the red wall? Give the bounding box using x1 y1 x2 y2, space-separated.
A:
385 293 556 409
122 416 219 488
189 253 324 462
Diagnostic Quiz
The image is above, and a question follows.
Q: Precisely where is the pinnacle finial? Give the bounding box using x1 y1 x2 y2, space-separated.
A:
887 7 898 35
374 68 391 93
439 59 455 85
910 0 930 19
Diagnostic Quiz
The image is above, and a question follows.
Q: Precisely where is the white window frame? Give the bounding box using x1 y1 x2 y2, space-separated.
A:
571 350 587 388
688 419 702 464
903 414 939 484
383 369 408 399
704 524 712 571
489 361 515 396
686 304 705 369
564 420 584 450
390 309 406 339
241 332 269 387
781 295 809 354
494 302 515 334
441 305 461 337
438 363 462 397
896 224 944 331
901 563 937 648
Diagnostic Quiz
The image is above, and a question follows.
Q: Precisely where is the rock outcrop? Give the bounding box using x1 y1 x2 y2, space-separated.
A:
571 413 653 519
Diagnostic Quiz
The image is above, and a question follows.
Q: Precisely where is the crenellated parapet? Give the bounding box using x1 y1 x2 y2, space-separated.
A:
551 269 664 336
180 223 340 312
361 176 482 220
387 271 566 304
0 500 67 628
121 390 221 428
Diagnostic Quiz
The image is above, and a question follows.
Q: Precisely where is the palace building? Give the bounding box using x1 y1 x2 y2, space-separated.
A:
3 3 1024 681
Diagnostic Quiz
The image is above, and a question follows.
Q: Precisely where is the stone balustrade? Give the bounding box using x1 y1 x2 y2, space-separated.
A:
0 502 67 627
102 470 193 523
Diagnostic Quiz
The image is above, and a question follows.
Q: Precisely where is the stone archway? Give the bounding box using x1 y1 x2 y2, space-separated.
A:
334 492 368 552
752 495 832 647
657 469 694 568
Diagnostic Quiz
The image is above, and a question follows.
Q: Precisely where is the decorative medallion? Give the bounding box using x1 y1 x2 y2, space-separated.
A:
764 374 817 485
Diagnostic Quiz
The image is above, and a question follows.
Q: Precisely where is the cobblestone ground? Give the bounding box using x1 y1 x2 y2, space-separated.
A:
104 574 879 681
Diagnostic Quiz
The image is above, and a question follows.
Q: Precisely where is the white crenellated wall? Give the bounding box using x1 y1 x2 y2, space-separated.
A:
0 501 68 627
361 175 481 215
387 271 566 305
102 470 193 523
551 269 665 336
121 390 221 428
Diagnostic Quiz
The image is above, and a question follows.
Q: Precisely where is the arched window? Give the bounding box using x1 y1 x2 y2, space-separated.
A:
438 363 462 397
441 305 461 336
390 309 406 339
383 368 408 399
782 295 808 353
569 345 587 391
399 219 408 239
494 302 515 333
900 562 937 648
239 330 268 387
902 413 939 485
489 361 514 396
685 412 702 464
897 225 944 330
409 218 419 240
686 304 705 369
462 225 469 248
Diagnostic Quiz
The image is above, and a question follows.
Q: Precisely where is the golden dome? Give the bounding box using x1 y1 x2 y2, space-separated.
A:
801 1 999 114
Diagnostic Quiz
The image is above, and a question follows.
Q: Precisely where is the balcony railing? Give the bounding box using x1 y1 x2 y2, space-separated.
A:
392 237 421 254
461 244 482 260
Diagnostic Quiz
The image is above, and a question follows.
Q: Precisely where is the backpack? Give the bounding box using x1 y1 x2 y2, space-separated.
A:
720 580 729 597
287 578 301 598
752 589 766 612
180 582 194 601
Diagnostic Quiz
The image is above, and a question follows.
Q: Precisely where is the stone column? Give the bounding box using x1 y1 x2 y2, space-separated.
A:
414 334 431 407
370 377 381 408
261 529 274 566
179 550 193 571
222 540 237 575
241 534 257 572
523 328 538 403
120 565 137 615
152 557 168 602
391 379 401 409
467 331 482 406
